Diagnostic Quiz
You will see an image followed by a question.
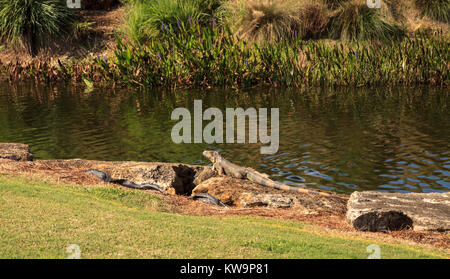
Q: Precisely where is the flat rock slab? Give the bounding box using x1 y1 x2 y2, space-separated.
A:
46 159 213 195
0 158 211 195
0 143 33 161
347 191 450 232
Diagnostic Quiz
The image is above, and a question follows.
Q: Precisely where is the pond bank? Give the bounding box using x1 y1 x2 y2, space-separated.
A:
1 142 449 250
1 30 448 88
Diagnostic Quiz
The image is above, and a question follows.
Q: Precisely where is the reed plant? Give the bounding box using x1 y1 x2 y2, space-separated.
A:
94 20 449 88
3 26 448 88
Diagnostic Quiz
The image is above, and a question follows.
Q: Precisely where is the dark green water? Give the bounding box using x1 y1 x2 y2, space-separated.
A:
0 82 449 194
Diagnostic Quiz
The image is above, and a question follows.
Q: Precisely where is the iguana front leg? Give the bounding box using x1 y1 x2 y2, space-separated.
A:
213 162 225 175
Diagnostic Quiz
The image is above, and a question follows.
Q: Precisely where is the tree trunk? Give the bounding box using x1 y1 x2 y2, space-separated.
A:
24 27 38 57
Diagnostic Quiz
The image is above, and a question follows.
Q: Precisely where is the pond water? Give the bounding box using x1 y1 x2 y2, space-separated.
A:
0 82 449 194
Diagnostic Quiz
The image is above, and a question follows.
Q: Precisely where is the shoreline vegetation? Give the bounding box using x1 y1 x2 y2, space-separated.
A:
0 0 448 89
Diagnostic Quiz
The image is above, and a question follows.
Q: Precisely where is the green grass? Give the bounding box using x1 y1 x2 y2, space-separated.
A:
0 174 448 259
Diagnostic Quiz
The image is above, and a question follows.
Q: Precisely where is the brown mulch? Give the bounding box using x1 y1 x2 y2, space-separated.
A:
166 193 450 250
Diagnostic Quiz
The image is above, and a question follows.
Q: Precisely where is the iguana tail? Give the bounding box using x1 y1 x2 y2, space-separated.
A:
246 171 334 197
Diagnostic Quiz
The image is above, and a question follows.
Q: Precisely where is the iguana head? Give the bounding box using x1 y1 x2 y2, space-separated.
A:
203 150 220 163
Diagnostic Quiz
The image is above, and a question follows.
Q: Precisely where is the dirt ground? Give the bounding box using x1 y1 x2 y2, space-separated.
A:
0 157 448 251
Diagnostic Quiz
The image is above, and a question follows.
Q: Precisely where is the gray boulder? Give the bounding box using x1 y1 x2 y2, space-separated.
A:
346 191 450 232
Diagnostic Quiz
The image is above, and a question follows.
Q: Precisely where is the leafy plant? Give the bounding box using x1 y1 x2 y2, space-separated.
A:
0 0 76 56
123 0 156 43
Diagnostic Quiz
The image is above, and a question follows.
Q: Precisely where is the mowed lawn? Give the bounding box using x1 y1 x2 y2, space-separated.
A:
0 175 448 259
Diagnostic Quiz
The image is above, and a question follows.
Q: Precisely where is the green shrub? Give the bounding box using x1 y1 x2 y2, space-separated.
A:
328 0 405 41
123 0 221 43
416 0 450 23
144 0 205 34
123 0 156 43
0 0 76 56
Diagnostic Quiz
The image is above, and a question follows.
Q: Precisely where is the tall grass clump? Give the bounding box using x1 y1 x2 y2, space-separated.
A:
221 0 301 43
384 0 409 21
324 0 348 10
123 0 221 43
0 0 76 56
221 0 329 43
298 1 329 39
328 0 405 41
123 1 156 43
416 0 450 23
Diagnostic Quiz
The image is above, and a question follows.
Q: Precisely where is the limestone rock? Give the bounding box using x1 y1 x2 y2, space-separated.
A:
346 191 450 232
192 176 347 213
8 159 208 195
80 161 206 194
193 167 217 185
0 143 33 161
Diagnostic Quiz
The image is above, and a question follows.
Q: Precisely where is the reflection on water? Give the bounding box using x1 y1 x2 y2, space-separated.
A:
0 82 449 193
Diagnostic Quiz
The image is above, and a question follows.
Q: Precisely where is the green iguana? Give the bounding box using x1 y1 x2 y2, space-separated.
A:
203 150 338 198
